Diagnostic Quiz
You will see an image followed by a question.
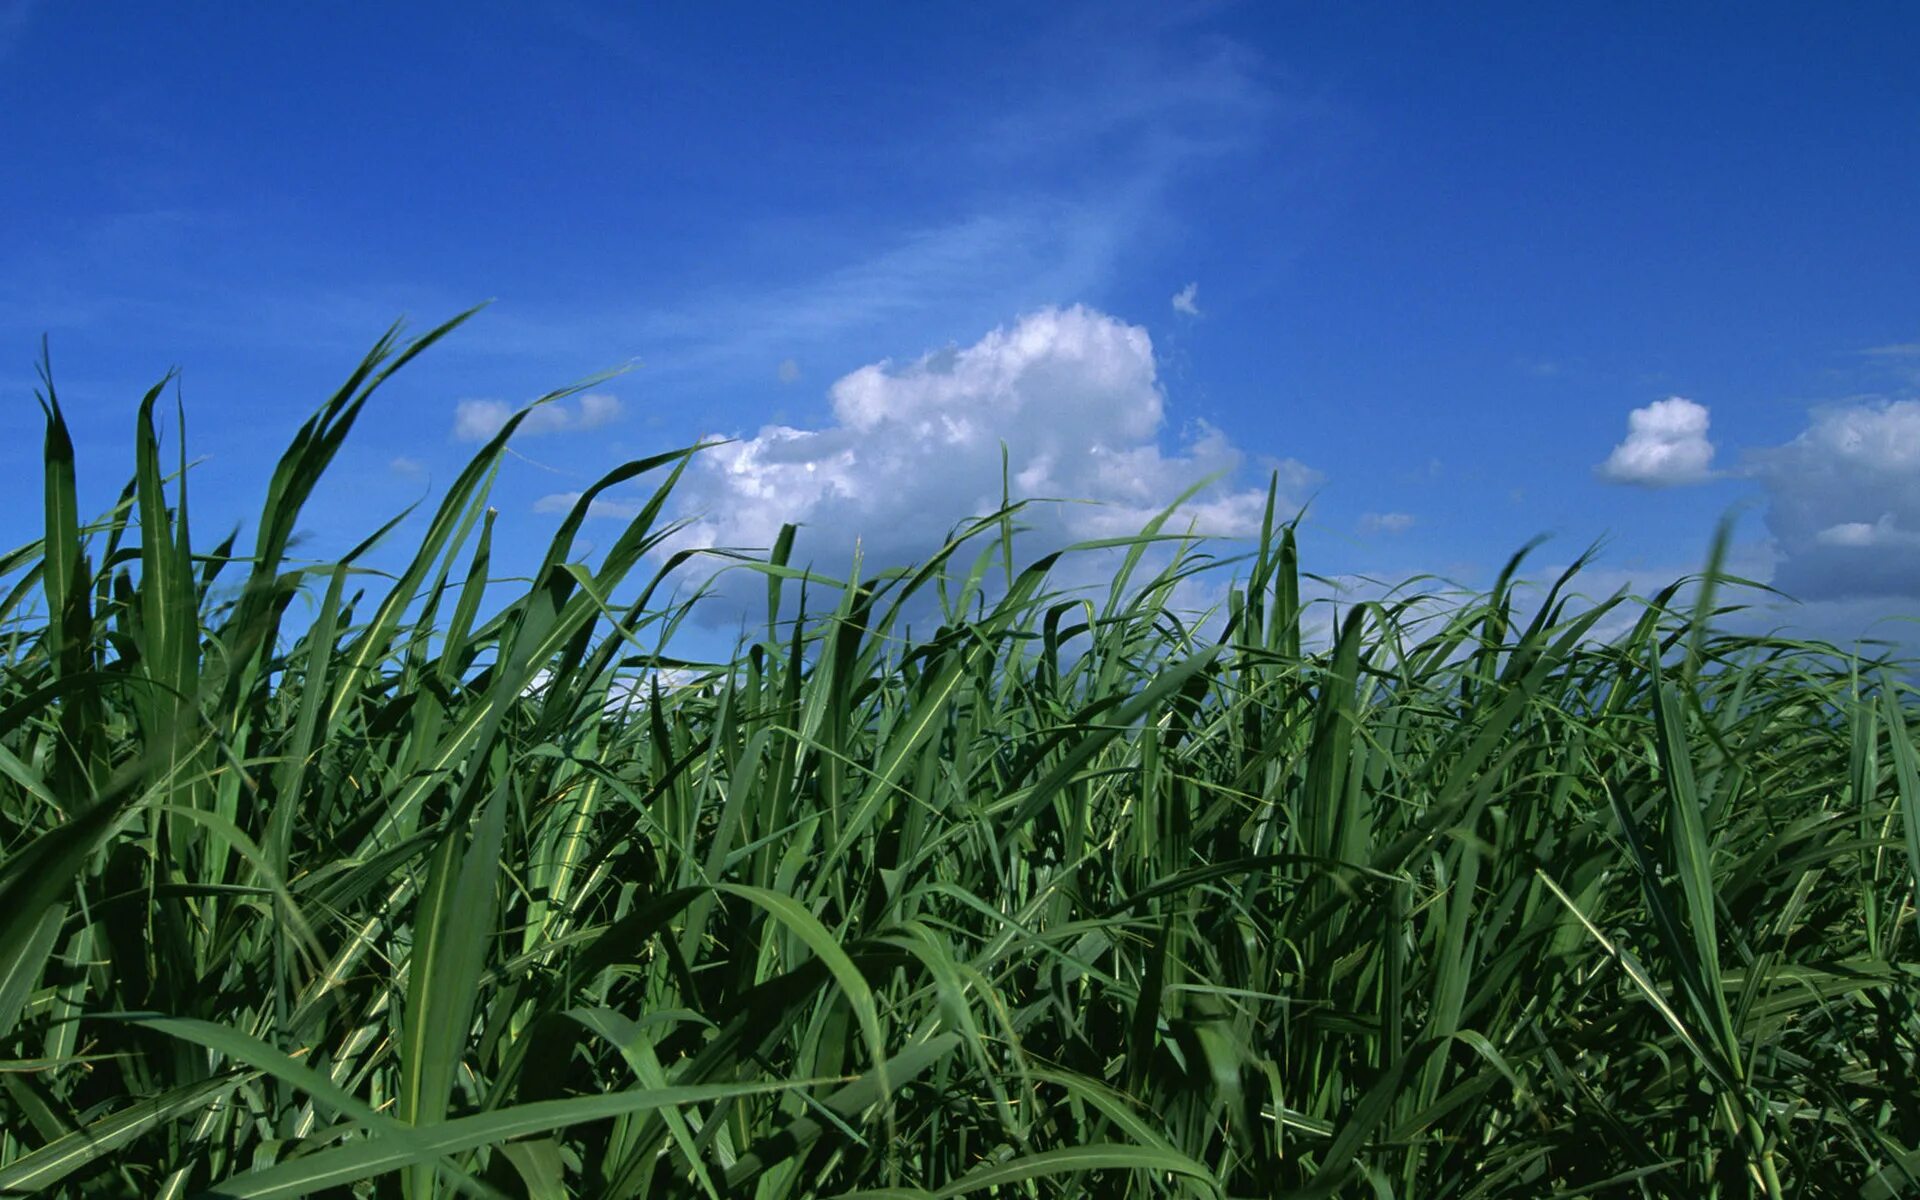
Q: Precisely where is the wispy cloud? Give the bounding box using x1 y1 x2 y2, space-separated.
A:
1171 282 1201 316
452 392 623 442
532 491 645 520
1360 511 1415 534
460 26 1287 389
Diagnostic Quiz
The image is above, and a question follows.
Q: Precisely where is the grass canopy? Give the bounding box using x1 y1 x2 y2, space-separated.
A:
3 319 1919 1198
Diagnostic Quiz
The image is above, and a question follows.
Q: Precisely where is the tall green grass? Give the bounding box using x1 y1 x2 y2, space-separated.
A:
3 317 1919 1198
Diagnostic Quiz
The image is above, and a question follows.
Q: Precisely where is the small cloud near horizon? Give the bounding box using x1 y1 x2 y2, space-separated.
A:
453 392 623 442
1596 396 1716 487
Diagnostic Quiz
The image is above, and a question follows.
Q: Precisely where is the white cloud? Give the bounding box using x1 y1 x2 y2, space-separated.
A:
1597 397 1716 487
452 392 623 442
1171 282 1201 316
1752 399 1920 599
389 456 426 478
1360 511 1416 534
635 306 1306 608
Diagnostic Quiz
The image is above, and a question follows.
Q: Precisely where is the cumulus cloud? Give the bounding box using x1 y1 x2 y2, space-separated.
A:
1752 399 1920 599
633 306 1306 609
1597 397 1716 486
452 392 623 442
1360 511 1416 535
1171 282 1201 316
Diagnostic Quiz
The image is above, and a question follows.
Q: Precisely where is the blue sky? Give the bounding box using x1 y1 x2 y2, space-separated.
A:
4 2 1918 651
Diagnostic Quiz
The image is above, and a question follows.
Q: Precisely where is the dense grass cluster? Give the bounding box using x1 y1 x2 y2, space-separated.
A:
3 316 1920 1198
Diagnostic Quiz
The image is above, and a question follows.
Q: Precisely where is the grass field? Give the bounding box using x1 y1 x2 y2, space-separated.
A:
3 316 1919 1198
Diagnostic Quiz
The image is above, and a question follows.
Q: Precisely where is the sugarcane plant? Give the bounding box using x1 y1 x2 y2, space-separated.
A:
2 313 1919 1198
